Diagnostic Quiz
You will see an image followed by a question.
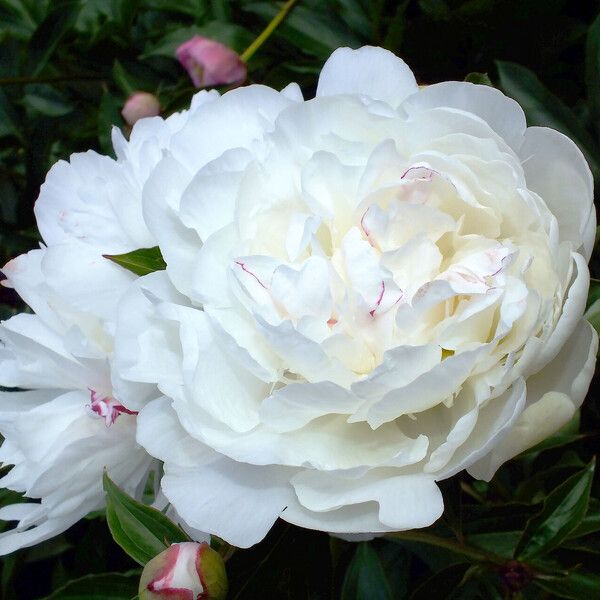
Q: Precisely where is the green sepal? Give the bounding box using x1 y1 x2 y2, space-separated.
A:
104 246 166 276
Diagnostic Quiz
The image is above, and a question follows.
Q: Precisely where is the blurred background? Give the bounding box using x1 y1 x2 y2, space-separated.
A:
1 1 600 598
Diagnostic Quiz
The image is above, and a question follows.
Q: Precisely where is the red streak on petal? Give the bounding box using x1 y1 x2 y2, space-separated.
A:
234 260 268 289
400 166 436 180
360 207 371 237
327 318 338 327
369 281 386 317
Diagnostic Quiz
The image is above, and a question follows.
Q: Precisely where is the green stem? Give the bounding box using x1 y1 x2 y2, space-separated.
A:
460 481 486 504
386 531 504 565
220 542 237 562
0 74 103 86
240 0 300 63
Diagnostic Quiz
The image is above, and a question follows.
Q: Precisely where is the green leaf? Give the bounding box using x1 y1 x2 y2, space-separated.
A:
341 542 392 600
211 0 230 22
0 88 22 141
244 3 361 59
586 298 600 334
568 498 600 539
534 570 600 600
142 22 253 58
467 531 521 559
589 273 600 308
144 0 208 19
27 0 81 76
97 89 123 156
336 0 372 38
418 0 451 20
0 0 40 39
103 471 189 566
112 60 136 96
496 61 600 182
41 571 140 600
382 1 409 52
586 13 600 128
464 72 493 86
408 563 470 600
514 458 595 560
23 84 75 117
104 246 166 276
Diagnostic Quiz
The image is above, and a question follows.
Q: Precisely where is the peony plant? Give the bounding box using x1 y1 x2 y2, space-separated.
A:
0 37 598 598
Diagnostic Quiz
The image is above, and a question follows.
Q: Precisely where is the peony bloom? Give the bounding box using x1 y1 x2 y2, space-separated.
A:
0 91 210 552
0 248 153 554
139 542 227 600
176 36 247 88
110 47 599 547
122 92 161 127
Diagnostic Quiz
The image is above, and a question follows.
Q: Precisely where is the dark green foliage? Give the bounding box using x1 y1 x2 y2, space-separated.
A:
1 1 600 599
103 471 190 566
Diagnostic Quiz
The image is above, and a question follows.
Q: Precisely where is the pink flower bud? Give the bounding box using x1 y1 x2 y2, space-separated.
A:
176 36 247 88
139 542 228 600
121 92 161 126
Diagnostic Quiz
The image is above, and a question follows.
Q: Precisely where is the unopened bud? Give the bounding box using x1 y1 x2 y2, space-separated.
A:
139 542 227 600
176 36 247 88
121 92 161 126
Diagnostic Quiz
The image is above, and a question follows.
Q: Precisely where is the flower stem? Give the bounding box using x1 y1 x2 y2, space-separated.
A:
240 0 300 63
386 531 504 565
0 74 103 86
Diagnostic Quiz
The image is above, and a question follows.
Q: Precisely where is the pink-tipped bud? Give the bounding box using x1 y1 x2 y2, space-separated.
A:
121 92 161 126
139 542 228 600
175 36 247 88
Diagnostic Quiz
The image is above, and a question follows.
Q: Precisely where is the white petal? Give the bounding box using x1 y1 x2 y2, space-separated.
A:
254 316 355 388
178 148 253 242
530 252 589 373
137 396 213 467
439 378 527 479
41 242 135 323
0 314 101 390
469 320 598 480
34 151 153 253
170 85 294 173
162 459 294 548
260 382 361 432
424 404 479 474
270 257 332 322
317 46 418 107
282 499 396 534
363 346 488 427
1 249 63 332
167 308 267 433
351 344 441 401
112 272 189 411
528 320 598 408
519 126 594 253
280 82 303 102
0 517 69 555
291 470 443 530
142 155 200 297
402 82 527 150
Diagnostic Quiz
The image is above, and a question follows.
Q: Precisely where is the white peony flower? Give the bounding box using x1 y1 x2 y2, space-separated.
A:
0 249 153 554
112 46 597 548
0 96 215 553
